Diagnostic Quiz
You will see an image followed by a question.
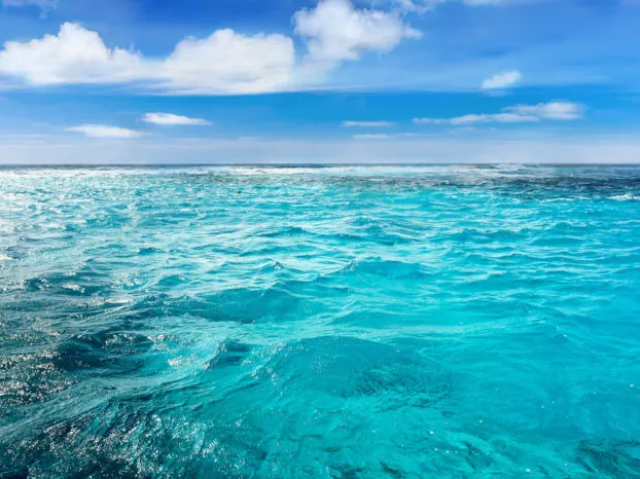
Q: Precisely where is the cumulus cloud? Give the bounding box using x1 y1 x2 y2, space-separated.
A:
0 24 293 94
294 0 421 69
414 101 583 125
481 70 522 90
142 113 211 126
161 29 295 94
342 120 395 127
0 23 142 86
0 1 419 94
67 125 143 139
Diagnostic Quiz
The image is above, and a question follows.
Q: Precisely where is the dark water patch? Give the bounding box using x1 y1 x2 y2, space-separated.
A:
52 331 152 375
206 340 253 370
576 439 640 477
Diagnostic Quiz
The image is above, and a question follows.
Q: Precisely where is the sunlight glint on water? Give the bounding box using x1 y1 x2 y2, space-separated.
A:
1 165 640 477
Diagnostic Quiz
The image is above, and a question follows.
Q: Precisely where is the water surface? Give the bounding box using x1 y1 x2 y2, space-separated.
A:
1 165 640 477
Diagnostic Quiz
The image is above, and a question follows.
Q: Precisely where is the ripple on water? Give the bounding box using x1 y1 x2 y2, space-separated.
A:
1 166 640 477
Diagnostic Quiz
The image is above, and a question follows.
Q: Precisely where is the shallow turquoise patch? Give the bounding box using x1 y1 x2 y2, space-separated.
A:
1 166 640 477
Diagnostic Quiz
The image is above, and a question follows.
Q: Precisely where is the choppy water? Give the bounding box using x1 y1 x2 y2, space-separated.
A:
1 165 640 478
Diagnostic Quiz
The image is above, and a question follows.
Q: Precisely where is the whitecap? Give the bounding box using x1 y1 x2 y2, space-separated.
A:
611 193 640 201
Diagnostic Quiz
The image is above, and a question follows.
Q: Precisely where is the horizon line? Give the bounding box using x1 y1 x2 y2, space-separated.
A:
1 163 640 168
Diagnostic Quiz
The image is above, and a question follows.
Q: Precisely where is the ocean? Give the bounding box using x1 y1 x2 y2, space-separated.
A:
1 165 639 477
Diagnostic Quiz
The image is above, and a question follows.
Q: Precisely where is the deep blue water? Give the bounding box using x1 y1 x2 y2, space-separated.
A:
1 165 640 478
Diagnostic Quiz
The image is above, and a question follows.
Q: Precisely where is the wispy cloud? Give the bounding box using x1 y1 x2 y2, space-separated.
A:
1 0 58 9
481 70 522 90
415 113 539 125
353 133 392 140
353 132 427 140
507 102 583 120
393 0 539 13
414 101 583 125
342 121 395 127
67 125 144 139
142 113 211 126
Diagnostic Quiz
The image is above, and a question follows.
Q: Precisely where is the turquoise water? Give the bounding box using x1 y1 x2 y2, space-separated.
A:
1 165 640 478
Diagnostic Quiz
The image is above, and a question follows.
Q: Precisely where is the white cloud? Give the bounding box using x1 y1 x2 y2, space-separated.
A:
342 120 395 127
294 0 421 69
505 101 583 120
393 0 536 12
142 113 211 126
392 0 445 12
353 132 424 140
481 70 522 90
67 125 143 139
0 24 293 94
0 1 419 95
353 133 392 140
414 113 537 124
0 23 142 86
414 101 583 125
424 112 539 124
161 29 295 94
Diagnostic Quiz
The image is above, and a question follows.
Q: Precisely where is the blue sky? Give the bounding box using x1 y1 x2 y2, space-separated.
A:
0 0 639 163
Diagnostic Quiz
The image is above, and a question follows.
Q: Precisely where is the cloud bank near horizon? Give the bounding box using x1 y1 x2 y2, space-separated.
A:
1 134 639 165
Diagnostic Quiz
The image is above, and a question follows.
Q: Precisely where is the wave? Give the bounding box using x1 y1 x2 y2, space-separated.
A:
2 166 640 477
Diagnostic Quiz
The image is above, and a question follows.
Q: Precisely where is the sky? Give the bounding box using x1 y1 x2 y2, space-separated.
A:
0 0 639 164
